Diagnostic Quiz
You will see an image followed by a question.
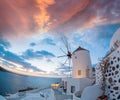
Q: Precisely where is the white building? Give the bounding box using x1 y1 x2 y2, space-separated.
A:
52 29 120 100
72 46 92 78
110 28 120 49
58 46 95 100
96 28 120 100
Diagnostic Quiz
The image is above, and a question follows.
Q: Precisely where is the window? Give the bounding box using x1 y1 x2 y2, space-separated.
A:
78 70 81 75
64 81 67 89
61 81 64 87
71 86 75 93
63 81 67 93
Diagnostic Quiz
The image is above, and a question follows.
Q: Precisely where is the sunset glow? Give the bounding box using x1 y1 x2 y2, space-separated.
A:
0 0 120 77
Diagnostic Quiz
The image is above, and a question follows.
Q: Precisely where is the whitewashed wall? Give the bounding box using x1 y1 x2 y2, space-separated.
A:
96 46 120 100
72 50 92 78
62 78 94 95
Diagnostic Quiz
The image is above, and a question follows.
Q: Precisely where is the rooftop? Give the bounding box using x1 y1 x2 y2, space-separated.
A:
73 46 88 53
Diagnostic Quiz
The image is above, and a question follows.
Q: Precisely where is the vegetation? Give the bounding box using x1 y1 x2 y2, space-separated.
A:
98 57 109 100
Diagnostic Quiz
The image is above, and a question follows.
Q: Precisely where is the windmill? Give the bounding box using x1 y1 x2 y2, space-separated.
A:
57 36 72 76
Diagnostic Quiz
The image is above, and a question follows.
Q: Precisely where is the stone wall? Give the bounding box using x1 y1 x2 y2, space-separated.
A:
96 47 120 100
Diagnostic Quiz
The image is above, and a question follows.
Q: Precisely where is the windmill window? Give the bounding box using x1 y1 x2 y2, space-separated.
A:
78 70 81 75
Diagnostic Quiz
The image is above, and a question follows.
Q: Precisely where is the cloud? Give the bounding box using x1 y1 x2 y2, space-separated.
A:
30 42 36 47
0 58 16 68
67 24 120 53
46 58 53 63
22 49 55 60
0 36 11 49
81 24 120 47
57 65 72 72
0 0 55 39
0 39 43 72
29 37 56 48
93 24 120 39
0 0 120 39
41 38 56 46
55 63 72 76
47 0 120 33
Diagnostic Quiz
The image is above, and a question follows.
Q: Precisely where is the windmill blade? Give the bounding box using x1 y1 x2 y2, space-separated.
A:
63 36 69 52
61 36 69 52
68 58 70 68
60 48 67 54
68 43 72 53
64 36 70 52
61 37 67 48
63 36 73 57
63 58 68 65
57 55 67 58
57 34 73 77
68 57 72 76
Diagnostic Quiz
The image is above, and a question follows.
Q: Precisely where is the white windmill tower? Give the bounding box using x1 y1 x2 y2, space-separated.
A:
72 46 93 78
58 37 93 79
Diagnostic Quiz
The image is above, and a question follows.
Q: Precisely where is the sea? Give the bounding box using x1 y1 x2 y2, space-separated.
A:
0 70 61 96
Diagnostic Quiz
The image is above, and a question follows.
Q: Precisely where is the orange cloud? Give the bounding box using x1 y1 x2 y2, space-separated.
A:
34 0 55 33
0 0 120 39
0 0 39 38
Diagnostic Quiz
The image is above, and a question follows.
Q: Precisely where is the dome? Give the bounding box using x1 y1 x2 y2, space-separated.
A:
110 28 120 49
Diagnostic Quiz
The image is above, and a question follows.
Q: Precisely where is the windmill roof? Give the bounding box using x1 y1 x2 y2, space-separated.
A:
73 46 88 53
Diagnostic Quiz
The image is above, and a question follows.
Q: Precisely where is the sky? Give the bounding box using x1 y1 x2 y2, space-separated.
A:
0 0 120 76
